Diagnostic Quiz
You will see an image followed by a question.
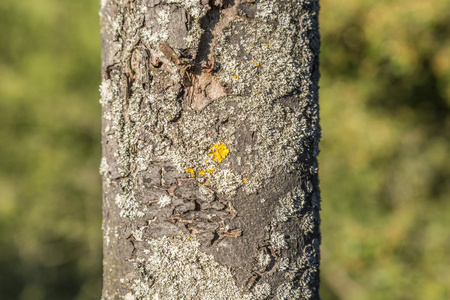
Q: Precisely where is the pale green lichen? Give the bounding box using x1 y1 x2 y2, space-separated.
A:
158 194 172 208
271 232 287 250
284 262 300 280
215 19 301 100
115 192 145 220
131 225 148 242
267 183 320 298
183 20 204 48
276 187 306 222
209 167 242 196
198 183 215 202
278 257 290 272
99 79 114 107
123 293 135 300
253 282 272 299
166 0 208 19
103 223 111 247
141 7 170 46
141 0 207 48
256 0 278 20
297 239 320 273
301 210 319 234
99 156 109 176
123 234 254 299
276 282 302 300
258 251 271 269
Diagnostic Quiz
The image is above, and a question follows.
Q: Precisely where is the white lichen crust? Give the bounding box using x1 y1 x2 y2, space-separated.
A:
123 234 254 299
254 282 272 299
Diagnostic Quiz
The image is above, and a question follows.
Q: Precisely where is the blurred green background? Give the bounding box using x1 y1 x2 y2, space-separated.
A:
0 0 448 299
0 0 102 299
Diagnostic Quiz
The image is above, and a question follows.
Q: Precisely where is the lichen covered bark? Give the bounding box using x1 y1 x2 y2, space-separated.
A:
100 0 321 299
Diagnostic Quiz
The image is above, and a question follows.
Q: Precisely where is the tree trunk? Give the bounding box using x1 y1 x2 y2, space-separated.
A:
99 0 321 299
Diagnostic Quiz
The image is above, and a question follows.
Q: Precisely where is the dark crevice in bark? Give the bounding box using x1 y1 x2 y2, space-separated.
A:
193 199 201 211
194 1 221 73
211 232 221 244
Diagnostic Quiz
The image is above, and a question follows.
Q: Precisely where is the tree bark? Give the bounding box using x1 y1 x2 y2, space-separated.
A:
99 0 321 299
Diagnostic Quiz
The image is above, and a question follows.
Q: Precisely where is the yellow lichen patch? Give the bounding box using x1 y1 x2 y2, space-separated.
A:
243 178 248 183
253 61 260 66
199 170 206 176
209 142 229 163
233 74 238 79
185 168 195 177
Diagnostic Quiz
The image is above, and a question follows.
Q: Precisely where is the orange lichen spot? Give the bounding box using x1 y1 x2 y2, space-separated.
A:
210 142 229 163
243 178 248 183
190 238 193 241
199 170 205 175
233 74 238 79
185 168 195 177
253 61 260 66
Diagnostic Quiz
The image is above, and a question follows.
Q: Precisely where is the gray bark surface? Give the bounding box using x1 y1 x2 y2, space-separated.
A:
100 0 321 299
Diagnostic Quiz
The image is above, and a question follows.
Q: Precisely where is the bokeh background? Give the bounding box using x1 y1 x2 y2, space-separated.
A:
0 0 448 299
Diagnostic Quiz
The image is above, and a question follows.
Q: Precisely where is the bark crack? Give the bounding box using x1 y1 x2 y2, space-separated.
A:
151 1 244 111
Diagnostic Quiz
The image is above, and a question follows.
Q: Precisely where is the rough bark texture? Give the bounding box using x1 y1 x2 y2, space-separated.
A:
100 0 321 299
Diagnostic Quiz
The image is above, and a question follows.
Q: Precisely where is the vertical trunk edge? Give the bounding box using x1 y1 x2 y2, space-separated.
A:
100 0 321 299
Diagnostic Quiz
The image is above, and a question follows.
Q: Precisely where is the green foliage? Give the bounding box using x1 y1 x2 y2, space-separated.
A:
0 0 102 299
319 0 450 299
0 0 448 299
